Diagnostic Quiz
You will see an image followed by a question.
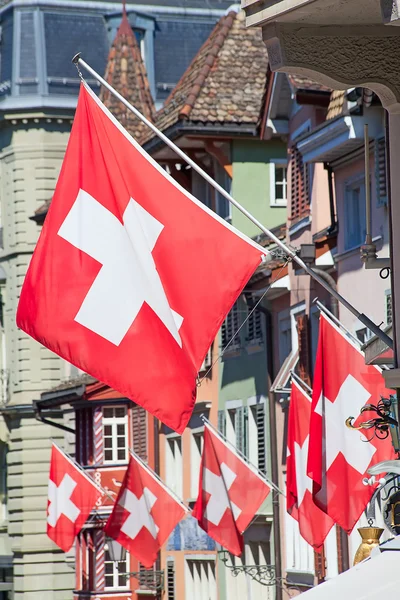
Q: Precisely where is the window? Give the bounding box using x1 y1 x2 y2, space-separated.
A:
192 170 212 209
375 137 388 206
285 481 314 574
270 162 288 207
190 430 204 498
185 558 217 600
221 303 240 350
386 290 392 325
102 406 128 464
344 177 366 250
355 326 374 345
167 559 175 600
278 310 292 367
0 441 7 523
215 161 232 221
248 404 266 474
104 543 129 590
165 436 183 497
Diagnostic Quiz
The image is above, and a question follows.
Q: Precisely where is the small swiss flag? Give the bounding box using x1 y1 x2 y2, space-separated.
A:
16 83 265 433
192 424 270 556
307 312 395 532
286 380 334 550
105 452 187 568
47 443 102 552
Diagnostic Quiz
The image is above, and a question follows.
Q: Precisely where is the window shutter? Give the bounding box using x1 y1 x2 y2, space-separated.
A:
375 137 388 206
290 144 310 221
132 404 147 461
235 406 248 456
386 291 392 325
314 546 326 582
296 313 311 386
246 308 263 345
167 560 175 600
221 303 240 349
256 404 266 474
217 410 226 437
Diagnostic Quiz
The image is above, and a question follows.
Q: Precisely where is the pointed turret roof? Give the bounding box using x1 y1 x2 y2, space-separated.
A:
100 6 155 142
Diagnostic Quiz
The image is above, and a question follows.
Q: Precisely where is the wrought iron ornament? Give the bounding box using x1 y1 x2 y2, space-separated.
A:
346 395 398 441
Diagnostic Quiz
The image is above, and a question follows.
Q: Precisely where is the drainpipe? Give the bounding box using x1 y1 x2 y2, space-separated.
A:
324 163 336 234
311 268 339 320
244 295 282 600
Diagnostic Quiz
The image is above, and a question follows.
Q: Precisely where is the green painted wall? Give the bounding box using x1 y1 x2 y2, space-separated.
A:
231 139 287 238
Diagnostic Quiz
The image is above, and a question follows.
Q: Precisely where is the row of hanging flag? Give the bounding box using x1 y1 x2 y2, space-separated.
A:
14 69 395 562
48 422 271 568
286 311 394 551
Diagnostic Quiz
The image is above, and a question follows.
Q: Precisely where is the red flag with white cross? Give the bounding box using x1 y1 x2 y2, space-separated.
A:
307 312 395 533
47 443 102 552
16 83 265 434
286 380 334 550
105 452 187 568
192 424 270 556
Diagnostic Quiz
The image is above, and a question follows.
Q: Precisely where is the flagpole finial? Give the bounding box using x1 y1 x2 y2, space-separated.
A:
122 0 127 18
72 52 81 65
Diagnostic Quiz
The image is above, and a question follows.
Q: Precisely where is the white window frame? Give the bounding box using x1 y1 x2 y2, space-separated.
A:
284 476 314 574
165 434 183 498
269 159 288 207
190 428 204 499
0 441 7 523
104 543 130 590
102 405 128 464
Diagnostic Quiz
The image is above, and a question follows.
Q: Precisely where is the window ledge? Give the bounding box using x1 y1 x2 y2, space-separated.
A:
289 214 311 236
335 235 382 263
245 342 264 355
221 347 242 360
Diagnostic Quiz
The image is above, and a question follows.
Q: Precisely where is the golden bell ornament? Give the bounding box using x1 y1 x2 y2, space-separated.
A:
353 527 384 565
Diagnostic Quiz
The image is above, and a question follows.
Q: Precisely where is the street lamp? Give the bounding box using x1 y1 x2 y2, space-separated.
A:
105 539 126 563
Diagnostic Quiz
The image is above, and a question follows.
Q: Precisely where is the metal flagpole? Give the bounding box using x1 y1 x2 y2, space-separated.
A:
200 415 284 496
51 440 115 503
290 370 312 395
313 298 362 347
129 449 190 513
72 53 393 351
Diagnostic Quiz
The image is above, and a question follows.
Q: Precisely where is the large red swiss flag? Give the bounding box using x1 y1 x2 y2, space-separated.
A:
16 83 264 432
307 312 395 533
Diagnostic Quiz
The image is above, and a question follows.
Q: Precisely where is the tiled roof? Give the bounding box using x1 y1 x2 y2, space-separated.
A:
100 9 155 143
287 73 331 93
326 89 346 120
142 10 268 142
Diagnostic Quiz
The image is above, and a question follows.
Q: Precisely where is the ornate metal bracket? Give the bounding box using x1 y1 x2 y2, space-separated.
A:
121 569 164 592
346 396 398 441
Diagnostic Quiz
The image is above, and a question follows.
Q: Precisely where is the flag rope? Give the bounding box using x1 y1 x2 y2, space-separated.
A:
200 417 284 496
71 53 393 351
197 259 291 386
313 298 362 347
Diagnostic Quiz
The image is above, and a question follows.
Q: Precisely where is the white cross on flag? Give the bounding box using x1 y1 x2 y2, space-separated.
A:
47 444 102 552
286 380 334 550
192 425 270 556
16 83 265 434
307 313 395 533
105 452 187 568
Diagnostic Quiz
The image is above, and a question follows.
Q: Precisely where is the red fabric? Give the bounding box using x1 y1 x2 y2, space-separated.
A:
104 453 185 567
16 84 263 433
307 313 395 533
286 381 334 550
47 444 102 552
192 426 270 556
